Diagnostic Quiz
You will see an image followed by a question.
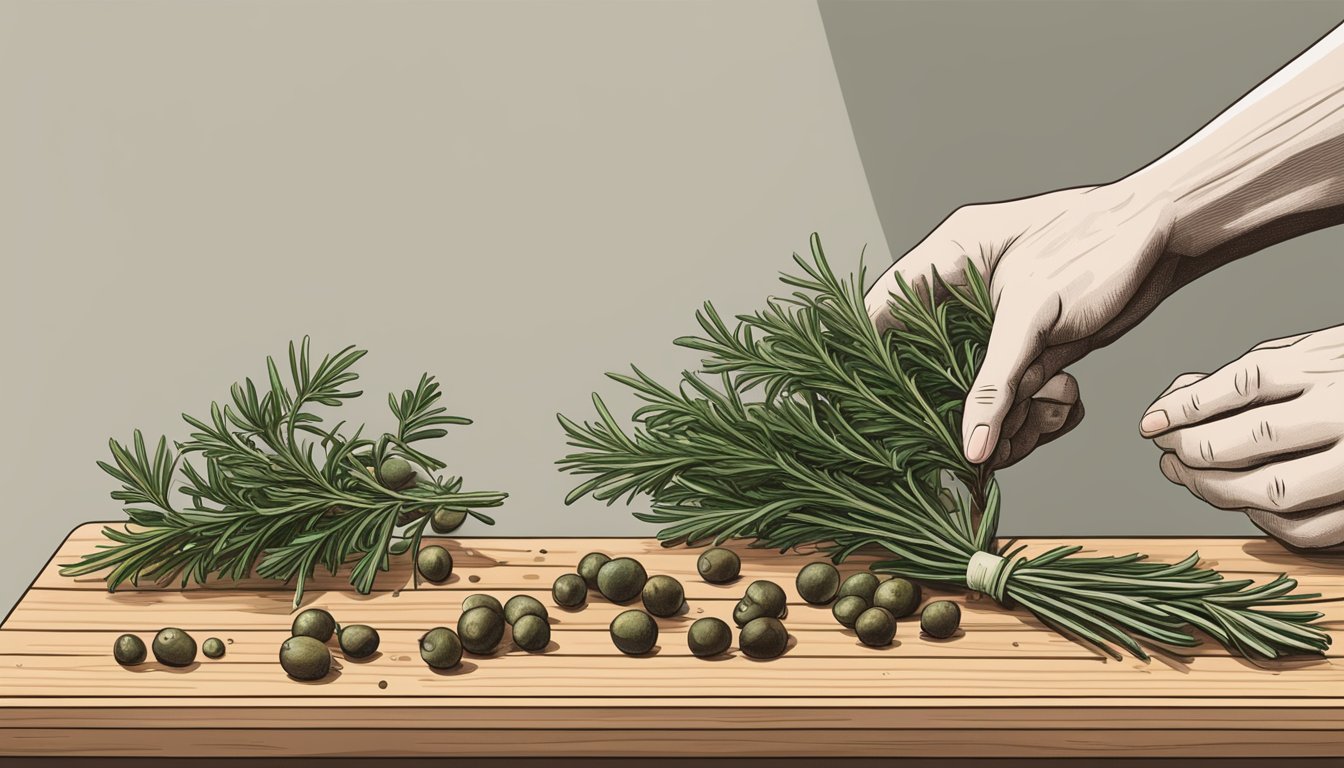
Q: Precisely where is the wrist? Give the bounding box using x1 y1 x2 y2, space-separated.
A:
1097 170 1182 252
1123 72 1344 261
1120 146 1230 261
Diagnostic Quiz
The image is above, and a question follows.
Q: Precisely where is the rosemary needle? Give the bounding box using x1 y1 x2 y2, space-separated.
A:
559 234 1331 660
62 337 507 608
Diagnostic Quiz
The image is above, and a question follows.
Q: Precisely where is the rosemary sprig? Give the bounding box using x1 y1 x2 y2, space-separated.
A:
558 233 1332 660
62 337 507 607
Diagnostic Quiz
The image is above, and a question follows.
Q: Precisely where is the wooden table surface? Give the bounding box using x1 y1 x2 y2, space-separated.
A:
1 524 1343 759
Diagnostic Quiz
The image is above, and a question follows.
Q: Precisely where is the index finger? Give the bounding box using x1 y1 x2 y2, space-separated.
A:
1140 355 1299 437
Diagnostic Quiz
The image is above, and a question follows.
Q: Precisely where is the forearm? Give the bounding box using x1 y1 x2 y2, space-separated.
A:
1131 23 1344 261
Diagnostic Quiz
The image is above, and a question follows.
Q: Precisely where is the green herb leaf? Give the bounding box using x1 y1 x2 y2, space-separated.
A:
558 233 1331 660
61 337 507 607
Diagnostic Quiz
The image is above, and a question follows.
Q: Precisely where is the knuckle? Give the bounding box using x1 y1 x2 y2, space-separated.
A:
1198 438 1216 465
1232 361 1263 398
1250 418 1275 445
1176 431 1216 467
1180 390 1204 419
970 379 1015 407
1161 372 1206 400
936 207 969 234
1265 475 1291 509
950 203 979 221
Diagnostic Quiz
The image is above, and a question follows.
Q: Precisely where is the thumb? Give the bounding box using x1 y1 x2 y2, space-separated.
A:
962 297 1052 464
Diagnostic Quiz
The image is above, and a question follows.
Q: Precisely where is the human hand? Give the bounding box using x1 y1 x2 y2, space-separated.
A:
1140 327 1344 551
865 179 1179 468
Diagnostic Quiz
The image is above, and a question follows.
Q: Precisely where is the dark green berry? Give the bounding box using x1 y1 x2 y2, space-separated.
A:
202 637 226 659
458 606 505 655
503 594 548 625
597 557 647 603
462 593 503 616
641 575 684 618
552 573 588 607
338 624 381 659
430 508 468 534
512 614 551 652
696 547 741 584
855 606 897 647
687 617 732 658
739 617 788 659
379 456 416 489
279 635 331 680
832 595 868 628
921 600 961 639
733 580 787 627
577 552 610 589
291 608 337 642
152 628 197 667
113 634 146 666
837 572 881 603
416 545 453 583
420 627 462 669
795 562 840 605
872 577 921 619
609 609 658 655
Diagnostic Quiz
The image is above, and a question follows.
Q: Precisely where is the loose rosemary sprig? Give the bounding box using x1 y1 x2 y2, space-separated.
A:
558 233 1332 660
62 337 507 607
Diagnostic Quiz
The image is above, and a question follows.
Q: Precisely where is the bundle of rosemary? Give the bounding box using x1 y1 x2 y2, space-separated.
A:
558 234 1332 660
62 338 507 607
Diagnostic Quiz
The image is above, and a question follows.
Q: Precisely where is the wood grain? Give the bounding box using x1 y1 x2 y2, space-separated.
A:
41 528 1344 593
0 626 1093 659
0 585 1076 631
2 648 1342 698
2 524 1343 758
7 699 1344 728
7 727 1344 759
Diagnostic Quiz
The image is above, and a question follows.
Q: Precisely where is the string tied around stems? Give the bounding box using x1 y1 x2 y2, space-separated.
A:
965 549 1022 604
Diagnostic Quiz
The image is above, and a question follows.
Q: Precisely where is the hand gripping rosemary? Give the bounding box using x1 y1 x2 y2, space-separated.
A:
558 234 1332 660
62 337 507 608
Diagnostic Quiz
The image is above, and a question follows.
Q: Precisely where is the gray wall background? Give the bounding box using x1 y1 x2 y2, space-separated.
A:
1 0 1341 615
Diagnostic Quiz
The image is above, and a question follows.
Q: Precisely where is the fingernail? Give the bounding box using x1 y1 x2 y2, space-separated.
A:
965 424 991 463
1140 409 1169 434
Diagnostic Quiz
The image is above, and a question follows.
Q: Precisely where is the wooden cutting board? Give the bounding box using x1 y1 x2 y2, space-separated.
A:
1 523 1343 759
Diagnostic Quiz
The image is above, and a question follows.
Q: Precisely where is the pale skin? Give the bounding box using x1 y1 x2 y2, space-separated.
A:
866 22 1344 549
